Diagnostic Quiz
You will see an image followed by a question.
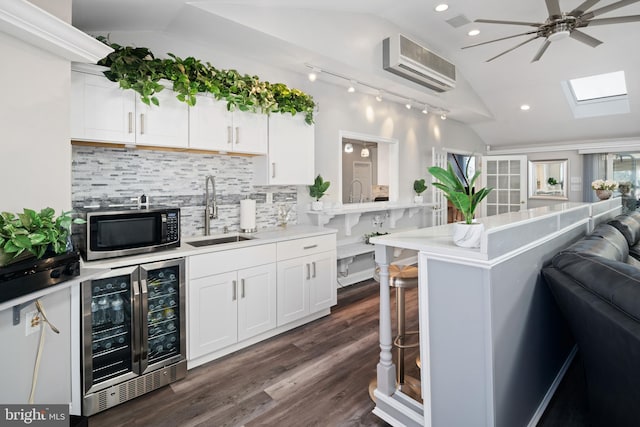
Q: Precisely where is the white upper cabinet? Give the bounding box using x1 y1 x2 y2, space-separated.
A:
189 94 267 154
254 113 315 185
71 71 136 144
71 67 189 148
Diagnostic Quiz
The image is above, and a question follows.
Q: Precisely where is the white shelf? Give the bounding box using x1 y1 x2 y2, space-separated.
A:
307 202 435 235
336 242 375 259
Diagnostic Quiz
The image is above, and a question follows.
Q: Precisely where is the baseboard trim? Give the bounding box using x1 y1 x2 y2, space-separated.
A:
527 345 578 427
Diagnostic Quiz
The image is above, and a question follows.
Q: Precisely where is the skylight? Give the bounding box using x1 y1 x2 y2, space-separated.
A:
561 70 630 119
568 71 627 102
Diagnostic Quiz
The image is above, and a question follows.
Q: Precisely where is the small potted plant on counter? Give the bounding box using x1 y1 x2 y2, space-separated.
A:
309 175 331 211
0 208 85 267
413 179 427 203
428 163 493 248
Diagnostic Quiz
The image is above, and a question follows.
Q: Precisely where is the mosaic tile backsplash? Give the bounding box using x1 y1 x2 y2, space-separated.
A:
71 146 298 237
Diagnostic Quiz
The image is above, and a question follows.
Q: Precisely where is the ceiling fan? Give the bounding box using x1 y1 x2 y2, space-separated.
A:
462 0 640 62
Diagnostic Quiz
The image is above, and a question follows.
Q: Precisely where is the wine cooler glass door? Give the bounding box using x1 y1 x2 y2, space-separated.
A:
140 258 186 374
82 265 139 394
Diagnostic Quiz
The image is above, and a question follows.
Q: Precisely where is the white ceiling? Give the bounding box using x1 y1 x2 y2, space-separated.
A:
72 0 640 148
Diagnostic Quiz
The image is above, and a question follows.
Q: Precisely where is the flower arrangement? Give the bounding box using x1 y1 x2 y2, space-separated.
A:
591 179 618 191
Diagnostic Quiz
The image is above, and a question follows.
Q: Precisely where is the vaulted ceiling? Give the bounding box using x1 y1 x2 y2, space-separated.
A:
72 0 640 148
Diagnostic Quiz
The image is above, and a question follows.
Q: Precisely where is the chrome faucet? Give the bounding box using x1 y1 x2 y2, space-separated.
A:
204 175 218 235
349 179 363 203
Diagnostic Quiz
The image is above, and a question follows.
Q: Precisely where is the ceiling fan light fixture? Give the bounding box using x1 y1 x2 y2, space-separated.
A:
548 29 570 42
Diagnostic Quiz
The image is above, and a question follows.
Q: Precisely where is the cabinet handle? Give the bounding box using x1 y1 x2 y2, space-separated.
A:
272 163 276 178
303 244 318 250
232 280 237 301
140 114 145 135
241 279 245 298
235 127 240 144
312 262 316 278
227 126 232 144
128 112 133 133
306 263 310 280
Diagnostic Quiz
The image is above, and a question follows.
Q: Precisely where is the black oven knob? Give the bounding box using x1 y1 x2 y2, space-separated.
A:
50 269 61 279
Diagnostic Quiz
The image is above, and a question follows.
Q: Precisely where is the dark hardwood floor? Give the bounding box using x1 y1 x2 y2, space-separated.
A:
88 280 419 427
87 279 585 427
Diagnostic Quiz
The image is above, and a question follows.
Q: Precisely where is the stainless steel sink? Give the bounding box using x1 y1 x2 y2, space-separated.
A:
187 235 253 247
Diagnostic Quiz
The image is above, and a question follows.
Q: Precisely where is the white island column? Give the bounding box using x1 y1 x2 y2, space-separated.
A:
374 244 396 396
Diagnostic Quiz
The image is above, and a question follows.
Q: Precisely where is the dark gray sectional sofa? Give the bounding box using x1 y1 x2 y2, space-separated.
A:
542 211 640 427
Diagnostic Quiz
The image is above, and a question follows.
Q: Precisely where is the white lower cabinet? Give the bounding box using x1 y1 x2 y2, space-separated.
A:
277 250 337 326
187 233 336 365
188 264 276 359
276 234 337 326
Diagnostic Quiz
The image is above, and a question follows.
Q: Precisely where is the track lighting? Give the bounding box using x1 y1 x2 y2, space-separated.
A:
303 63 447 115
440 113 447 120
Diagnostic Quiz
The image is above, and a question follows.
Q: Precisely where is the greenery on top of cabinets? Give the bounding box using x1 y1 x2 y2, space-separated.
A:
96 37 316 124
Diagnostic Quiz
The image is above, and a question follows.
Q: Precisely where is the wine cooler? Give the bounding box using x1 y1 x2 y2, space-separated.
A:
80 258 187 416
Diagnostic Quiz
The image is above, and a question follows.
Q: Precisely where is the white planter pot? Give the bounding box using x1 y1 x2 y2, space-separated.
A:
452 222 484 248
311 200 324 211
414 195 424 204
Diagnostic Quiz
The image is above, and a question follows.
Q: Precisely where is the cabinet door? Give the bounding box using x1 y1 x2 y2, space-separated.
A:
276 257 309 326
231 110 268 154
136 89 189 148
309 251 337 313
237 264 276 341
188 271 238 359
189 95 233 151
71 71 136 144
257 114 315 185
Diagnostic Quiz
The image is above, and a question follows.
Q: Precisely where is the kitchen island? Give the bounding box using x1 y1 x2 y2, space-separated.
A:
369 199 620 427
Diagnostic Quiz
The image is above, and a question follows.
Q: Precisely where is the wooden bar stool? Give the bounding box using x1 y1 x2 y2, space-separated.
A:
370 265 421 402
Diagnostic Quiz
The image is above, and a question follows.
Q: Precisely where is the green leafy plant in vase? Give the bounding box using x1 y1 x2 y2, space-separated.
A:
413 179 427 203
428 162 493 248
0 208 85 267
309 175 331 211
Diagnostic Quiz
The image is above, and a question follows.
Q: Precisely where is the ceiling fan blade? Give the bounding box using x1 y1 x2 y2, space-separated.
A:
570 29 603 47
486 36 540 62
531 40 551 62
475 18 542 27
569 0 601 16
586 14 640 25
582 0 640 19
546 0 563 18
461 30 539 49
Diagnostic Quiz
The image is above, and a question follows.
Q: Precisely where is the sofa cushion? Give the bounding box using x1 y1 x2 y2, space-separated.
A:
563 223 629 262
551 251 640 321
608 214 640 247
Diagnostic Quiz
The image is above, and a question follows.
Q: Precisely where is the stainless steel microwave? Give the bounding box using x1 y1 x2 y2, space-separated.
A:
76 208 180 261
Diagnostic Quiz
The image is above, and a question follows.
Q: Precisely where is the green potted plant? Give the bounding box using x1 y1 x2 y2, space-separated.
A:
428 163 493 248
413 179 427 203
0 208 84 267
309 175 331 211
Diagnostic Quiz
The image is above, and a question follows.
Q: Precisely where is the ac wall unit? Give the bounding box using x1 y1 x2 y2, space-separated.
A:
383 34 456 92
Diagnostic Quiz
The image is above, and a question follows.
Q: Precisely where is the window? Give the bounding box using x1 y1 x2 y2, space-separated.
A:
562 71 629 118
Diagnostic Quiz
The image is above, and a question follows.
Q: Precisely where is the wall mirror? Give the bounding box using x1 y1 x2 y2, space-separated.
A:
339 131 399 205
528 159 568 200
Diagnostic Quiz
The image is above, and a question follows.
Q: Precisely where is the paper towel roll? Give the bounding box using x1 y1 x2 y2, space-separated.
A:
240 199 256 232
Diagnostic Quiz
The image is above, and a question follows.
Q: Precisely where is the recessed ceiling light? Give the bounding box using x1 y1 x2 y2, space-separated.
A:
308 72 317 82
435 4 449 12
520 104 531 111
468 29 480 36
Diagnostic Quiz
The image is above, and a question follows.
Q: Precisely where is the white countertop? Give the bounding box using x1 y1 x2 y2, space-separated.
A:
306 201 435 216
369 201 606 261
81 224 337 269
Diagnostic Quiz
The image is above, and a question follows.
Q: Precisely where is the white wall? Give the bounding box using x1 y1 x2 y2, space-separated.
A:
0 0 73 405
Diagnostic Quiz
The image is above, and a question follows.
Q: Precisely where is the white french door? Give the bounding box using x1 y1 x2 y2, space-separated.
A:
482 155 527 216
431 147 447 226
